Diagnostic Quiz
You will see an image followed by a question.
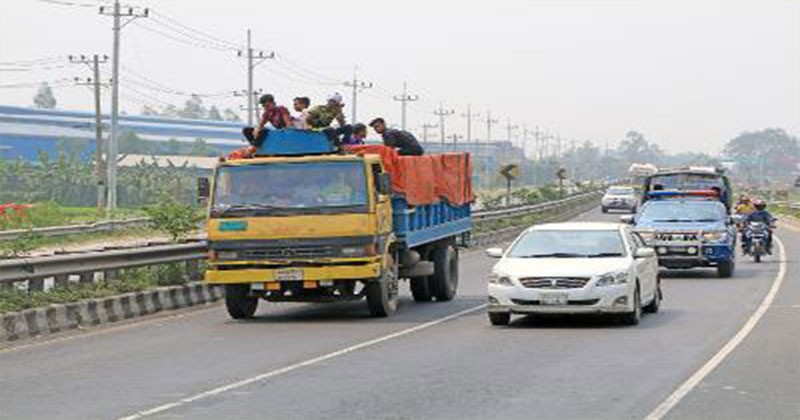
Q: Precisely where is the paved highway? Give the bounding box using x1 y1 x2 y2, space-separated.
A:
1 208 798 420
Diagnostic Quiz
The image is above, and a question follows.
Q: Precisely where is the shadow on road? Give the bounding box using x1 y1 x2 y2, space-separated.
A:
504 309 683 330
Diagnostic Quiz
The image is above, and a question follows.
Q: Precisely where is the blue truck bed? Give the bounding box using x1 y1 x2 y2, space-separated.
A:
391 197 472 248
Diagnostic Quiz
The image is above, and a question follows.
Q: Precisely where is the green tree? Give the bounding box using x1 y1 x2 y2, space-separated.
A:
223 108 241 122
33 82 57 109
723 128 799 183
207 106 223 121
179 94 206 119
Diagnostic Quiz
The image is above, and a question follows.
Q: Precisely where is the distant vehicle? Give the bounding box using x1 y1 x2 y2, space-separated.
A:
486 222 661 326
625 200 736 278
794 176 800 188
601 186 638 213
641 167 732 212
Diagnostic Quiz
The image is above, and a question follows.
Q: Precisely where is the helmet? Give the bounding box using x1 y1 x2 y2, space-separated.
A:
753 199 766 210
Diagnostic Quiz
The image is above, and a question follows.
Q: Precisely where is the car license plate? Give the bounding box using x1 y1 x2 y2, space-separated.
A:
540 293 568 305
274 269 303 281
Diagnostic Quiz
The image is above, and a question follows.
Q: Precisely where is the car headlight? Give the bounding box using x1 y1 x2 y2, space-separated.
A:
489 272 514 286
595 270 629 287
702 231 728 243
637 230 655 244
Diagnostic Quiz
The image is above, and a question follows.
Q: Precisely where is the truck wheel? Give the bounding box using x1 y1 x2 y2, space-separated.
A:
410 277 433 302
431 245 458 301
488 312 511 326
717 260 735 278
225 284 258 319
366 255 399 317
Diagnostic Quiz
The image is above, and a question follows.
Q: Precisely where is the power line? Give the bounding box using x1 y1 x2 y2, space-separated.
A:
0 78 74 88
132 20 232 51
343 66 373 123
34 0 104 8
433 103 455 144
149 11 241 49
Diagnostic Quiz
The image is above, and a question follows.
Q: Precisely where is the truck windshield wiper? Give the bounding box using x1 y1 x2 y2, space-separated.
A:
653 218 691 222
517 252 588 258
214 204 286 215
586 252 624 258
691 218 719 222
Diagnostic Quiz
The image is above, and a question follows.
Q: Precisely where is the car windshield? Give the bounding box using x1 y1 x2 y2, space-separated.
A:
639 202 725 223
608 187 634 195
507 229 626 258
211 161 368 216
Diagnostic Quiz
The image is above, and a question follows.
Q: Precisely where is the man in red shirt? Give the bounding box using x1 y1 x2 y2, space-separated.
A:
243 94 292 146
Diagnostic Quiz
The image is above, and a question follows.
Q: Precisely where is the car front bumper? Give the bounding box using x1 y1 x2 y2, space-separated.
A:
487 283 634 315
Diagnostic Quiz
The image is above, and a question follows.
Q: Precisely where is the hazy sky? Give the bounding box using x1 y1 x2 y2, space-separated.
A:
1 0 798 154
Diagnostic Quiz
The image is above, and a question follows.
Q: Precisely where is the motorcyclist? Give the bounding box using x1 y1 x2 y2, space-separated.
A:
734 195 755 216
742 199 777 254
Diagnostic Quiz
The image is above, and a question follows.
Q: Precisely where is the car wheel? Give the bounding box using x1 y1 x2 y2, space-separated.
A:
488 312 511 326
601 207 608 213
643 277 661 314
225 284 258 319
621 284 641 325
717 260 735 278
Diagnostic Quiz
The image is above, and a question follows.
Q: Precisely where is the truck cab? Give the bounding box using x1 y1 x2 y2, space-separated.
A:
202 130 472 318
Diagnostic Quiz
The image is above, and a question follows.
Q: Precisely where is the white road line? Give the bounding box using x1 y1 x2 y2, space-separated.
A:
644 236 788 420
116 303 488 420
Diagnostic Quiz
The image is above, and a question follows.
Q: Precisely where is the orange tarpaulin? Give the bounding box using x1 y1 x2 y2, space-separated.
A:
346 145 473 206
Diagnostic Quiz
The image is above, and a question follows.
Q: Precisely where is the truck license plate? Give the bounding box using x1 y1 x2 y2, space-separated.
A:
540 293 568 305
275 269 303 281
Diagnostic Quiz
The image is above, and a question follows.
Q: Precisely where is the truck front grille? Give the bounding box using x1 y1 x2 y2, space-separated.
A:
239 246 338 260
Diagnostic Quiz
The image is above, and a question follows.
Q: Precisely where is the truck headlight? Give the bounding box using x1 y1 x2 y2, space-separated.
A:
340 244 377 257
216 251 238 260
595 270 628 287
489 272 514 286
702 231 728 243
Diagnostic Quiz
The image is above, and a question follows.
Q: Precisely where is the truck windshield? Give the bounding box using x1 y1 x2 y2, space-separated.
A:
508 230 626 258
639 202 726 223
649 174 723 190
211 161 368 217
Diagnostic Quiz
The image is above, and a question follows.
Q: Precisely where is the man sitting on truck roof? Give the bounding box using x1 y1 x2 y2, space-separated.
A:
307 93 353 145
243 94 292 147
369 117 424 156
291 96 311 130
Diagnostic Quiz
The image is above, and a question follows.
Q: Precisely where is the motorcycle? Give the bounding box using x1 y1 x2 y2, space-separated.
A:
744 222 770 263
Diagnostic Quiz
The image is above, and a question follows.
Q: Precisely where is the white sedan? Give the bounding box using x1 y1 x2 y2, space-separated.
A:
486 222 661 326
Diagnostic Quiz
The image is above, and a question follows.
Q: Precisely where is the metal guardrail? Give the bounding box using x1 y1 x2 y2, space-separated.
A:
0 191 602 291
0 218 152 241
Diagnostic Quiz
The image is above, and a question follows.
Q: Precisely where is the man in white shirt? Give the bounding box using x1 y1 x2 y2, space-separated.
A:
291 96 311 129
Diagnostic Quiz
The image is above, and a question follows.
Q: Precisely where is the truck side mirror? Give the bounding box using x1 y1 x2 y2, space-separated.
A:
197 177 210 204
377 173 392 195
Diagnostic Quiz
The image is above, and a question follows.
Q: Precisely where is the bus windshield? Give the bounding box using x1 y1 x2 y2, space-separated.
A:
211 161 368 217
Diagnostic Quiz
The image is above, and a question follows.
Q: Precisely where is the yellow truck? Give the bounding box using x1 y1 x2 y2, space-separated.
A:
199 130 472 318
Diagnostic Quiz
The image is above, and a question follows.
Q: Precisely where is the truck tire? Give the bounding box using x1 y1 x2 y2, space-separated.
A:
366 255 399 317
225 284 258 319
430 245 458 301
410 277 433 302
717 260 735 277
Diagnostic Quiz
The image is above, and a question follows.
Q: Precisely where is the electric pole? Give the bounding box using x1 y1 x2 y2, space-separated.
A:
484 110 499 143
533 126 541 161
237 29 274 126
433 103 455 144
448 133 463 150
392 81 418 130
421 123 438 142
100 0 148 212
461 104 480 143
70 54 109 210
344 66 373 123
504 118 519 144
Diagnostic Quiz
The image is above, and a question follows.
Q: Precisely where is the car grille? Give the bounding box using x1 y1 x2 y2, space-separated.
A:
239 246 338 259
511 298 600 306
518 277 590 289
654 232 699 242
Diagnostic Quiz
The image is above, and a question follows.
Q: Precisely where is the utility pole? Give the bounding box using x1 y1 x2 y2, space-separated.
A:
70 54 109 210
237 29 274 126
433 103 455 144
484 110 499 143
504 118 519 145
461 104 480 143
447 133 463 150
421 123 438 143
344 66 373 123
100 0 148 212
392 81 418 130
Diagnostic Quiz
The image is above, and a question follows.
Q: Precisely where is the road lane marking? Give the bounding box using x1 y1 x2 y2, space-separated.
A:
116 303 488 420
644 236 788 420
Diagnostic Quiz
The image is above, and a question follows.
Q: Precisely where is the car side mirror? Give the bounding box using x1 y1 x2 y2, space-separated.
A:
197 177 210 204
634 248 656 259
486 248 504 258
377 173 392 195
619 215 634 225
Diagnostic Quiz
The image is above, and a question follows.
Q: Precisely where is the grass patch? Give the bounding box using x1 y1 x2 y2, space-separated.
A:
0 227 165 257
0 262 203 313
1 202 147 231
